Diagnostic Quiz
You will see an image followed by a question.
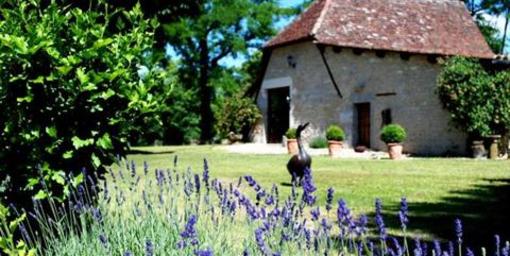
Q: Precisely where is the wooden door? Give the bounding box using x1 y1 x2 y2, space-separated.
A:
267 87 290 143
356 103 371 147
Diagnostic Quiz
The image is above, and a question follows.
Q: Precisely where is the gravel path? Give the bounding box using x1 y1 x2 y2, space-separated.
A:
217 143 390 159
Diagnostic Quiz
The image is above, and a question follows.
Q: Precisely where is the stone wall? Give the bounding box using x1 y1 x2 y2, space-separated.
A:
255 42 467 156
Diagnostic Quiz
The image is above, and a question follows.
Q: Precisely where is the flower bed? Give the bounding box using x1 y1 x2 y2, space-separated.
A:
2 159 509 255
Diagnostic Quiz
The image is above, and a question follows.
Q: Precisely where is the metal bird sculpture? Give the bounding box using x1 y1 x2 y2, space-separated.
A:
286 122 312 186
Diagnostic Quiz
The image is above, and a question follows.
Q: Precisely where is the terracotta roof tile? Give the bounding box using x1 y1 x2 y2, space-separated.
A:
266 0 494 59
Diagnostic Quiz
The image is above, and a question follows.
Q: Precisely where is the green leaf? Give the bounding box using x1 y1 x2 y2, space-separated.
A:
51 172 65 185
76 68 89 85
101 89 116 100
33 190 48 200
16 95 33 103
72 173 84 187
62 151 73 159
56 65 73 75
83 83 98 91
45 126 57 138
92 38 113 50
91 153 101 168
96 133 113 150
71 136 94 149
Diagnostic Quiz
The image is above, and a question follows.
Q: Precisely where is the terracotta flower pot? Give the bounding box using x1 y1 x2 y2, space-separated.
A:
287 139 298 155
387 143 403 160
328 140 343 157
471 140 486 159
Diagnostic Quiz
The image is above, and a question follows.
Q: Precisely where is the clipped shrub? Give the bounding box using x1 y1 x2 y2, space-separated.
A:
380 124 407 144
309 137 328 149
326 125 345 141
285 128 297 139
0 1 162 209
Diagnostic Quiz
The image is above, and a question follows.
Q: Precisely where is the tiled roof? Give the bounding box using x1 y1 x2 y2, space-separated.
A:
265 0 494 59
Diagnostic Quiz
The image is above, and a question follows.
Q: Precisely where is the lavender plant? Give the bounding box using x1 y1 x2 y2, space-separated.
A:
3 159 508 256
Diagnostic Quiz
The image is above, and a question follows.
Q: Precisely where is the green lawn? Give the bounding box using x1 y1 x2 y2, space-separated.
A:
125 145 510 246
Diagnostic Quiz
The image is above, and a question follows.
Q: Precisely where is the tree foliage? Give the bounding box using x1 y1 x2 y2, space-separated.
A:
164 0 291 143
0 1 163 208
437 57 510 138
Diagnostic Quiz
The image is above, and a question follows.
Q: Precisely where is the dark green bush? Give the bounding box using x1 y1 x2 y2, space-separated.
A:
380 124 407 144
215 93 261 141
0 2 162 208
326 125 345 141
285 128 297 139
438 57 510 138
309 137 328 149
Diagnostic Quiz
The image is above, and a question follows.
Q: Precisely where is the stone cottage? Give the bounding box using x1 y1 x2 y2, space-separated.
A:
250 0 494 155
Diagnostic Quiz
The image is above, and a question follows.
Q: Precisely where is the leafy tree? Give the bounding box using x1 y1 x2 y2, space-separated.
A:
437 57 510 139
462 0 509 53
482 0 510 53
164 0 291 143
0 1 163 209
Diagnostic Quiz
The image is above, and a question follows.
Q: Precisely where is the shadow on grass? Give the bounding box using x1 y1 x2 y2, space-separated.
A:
374 178 510 248
128 149 175 155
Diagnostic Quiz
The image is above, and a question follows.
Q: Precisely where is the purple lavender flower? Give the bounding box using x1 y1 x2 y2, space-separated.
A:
178 215 198 249
495 235 501 256
203 159 209 189
143 161 149 176
449 241 454 256
392 238 403 256
310 207 320 221
454 218 463 244
265 195 275 205
194 174 201 193
301 168 316 206
399 197 409 229
414 238 423 256
336 199 353 237
321 218 332 233
99 233 108 248
304 228 311 249
124 251 133 256
434 240 442 256
195 249 214 256
92 207 103 223
355 214 368 237
466 248 474 256
255 227 269 255
326 187 334 212
145 240 154 256
375 198 387 241
502 243 509 256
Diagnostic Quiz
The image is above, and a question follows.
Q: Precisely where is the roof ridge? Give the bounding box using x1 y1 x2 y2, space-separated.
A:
311 0 331 37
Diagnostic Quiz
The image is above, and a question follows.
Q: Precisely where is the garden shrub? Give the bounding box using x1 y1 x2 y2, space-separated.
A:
380 124 407 144
0 1 163 209
326 125 345 141
438 57 510 139
214 93 261 141
285 128 297 139
309 137 328 148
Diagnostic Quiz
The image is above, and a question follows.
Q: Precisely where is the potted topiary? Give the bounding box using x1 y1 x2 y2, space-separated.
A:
326 125 345 157
285 128 298 155
380 124 407 160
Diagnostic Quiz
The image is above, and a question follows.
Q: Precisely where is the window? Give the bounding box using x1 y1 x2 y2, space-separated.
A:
381 109 392 127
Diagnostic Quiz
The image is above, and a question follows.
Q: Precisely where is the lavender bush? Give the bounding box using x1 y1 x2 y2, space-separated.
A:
3 158 509 255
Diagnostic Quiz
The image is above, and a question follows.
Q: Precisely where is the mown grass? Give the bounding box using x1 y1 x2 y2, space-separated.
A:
126 145 510 245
